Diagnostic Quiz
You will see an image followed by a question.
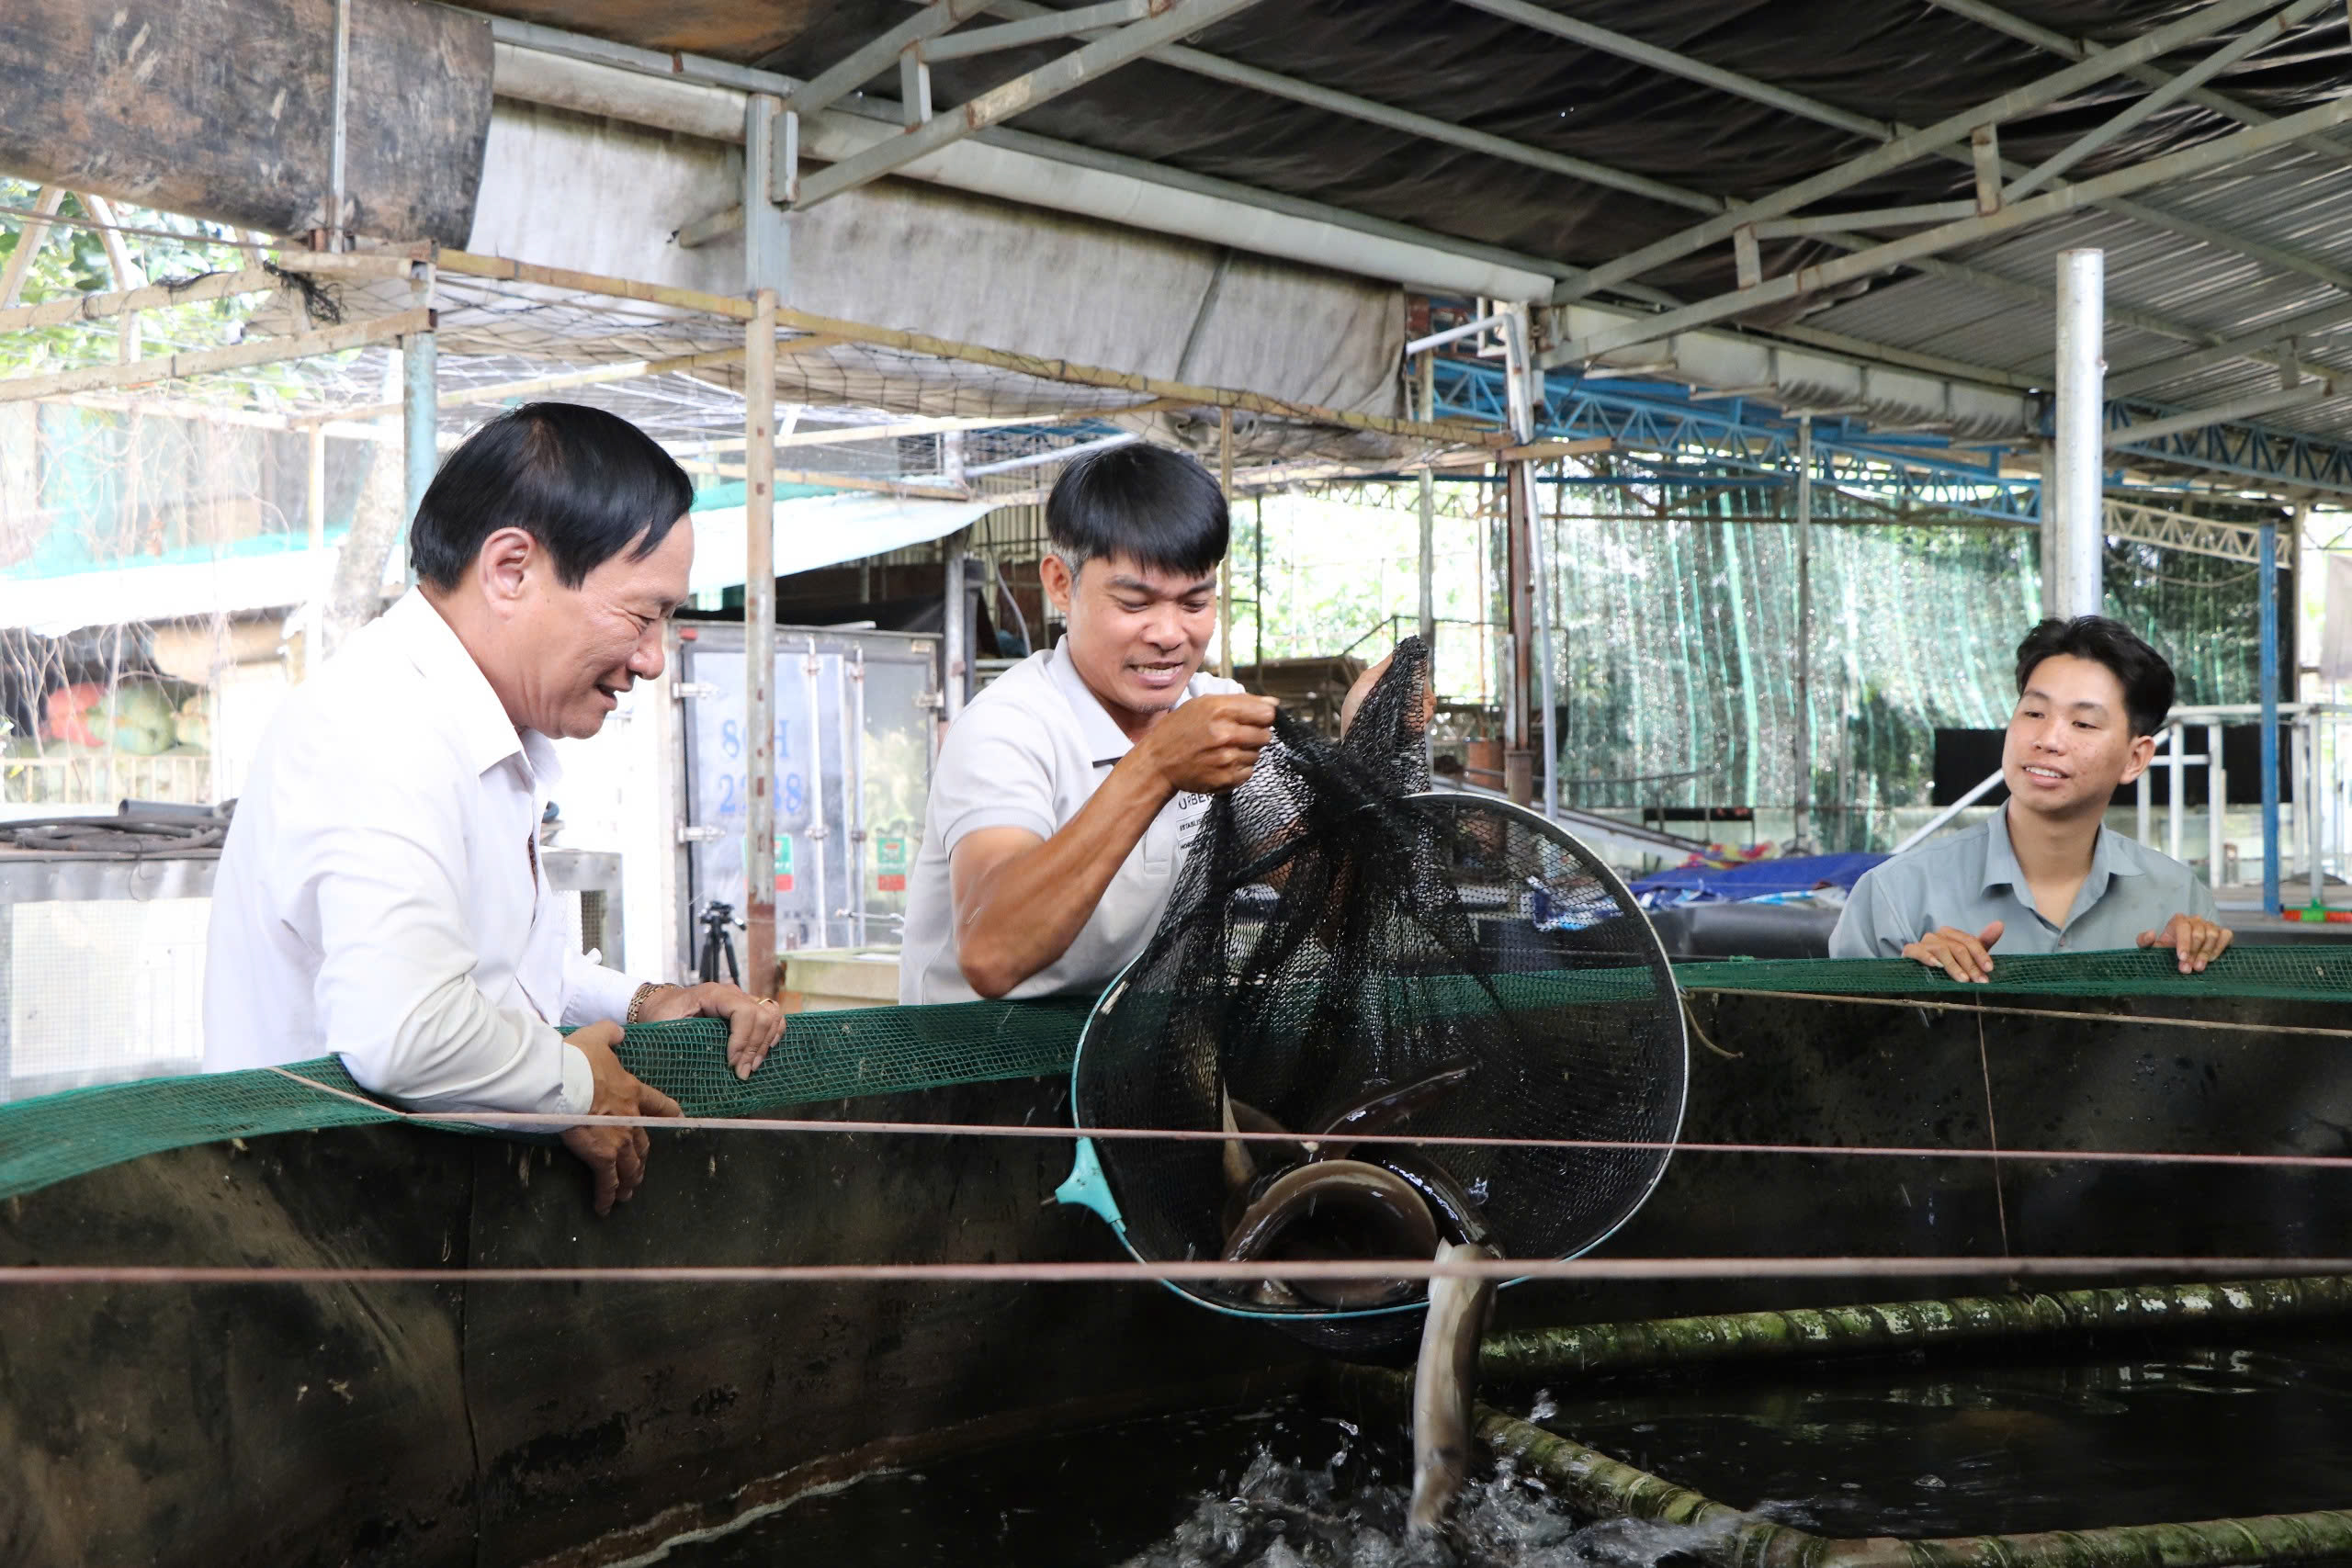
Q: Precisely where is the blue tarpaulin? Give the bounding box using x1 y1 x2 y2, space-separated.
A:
1632 851 1887 906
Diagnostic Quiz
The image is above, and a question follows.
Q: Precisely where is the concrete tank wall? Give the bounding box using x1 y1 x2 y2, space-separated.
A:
5 989 2348 1563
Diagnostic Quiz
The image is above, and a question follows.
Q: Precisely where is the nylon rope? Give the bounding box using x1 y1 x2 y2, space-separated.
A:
1978 1007 2012 1264
1685 986 2352 1038
3 1255 2350 1289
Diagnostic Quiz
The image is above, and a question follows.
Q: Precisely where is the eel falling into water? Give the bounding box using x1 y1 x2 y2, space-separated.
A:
1408 1239 1500 1537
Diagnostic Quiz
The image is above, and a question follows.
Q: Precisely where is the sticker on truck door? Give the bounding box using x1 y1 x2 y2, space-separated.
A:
876 833 909 892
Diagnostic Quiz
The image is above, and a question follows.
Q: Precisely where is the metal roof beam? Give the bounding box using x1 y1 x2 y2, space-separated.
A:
921 1 1156 62
2104 396 2352 491
1487 0 2346 309
2109 299 2352 394
1924 0 2352 167
2103 496 2262 560
2107 376 2343 444
910 0 1725 211
1998 2 2312 200
919 2 2235 357
794 0 1271 207
787 0 994 120
1544 94 2352 367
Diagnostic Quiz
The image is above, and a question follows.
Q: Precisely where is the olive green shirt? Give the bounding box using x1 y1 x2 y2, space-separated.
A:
1830 807 2219 959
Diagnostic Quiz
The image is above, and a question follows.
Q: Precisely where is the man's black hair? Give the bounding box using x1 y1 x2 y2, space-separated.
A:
1045 441 1227 579
409 402 693 592
2014 615 2177 738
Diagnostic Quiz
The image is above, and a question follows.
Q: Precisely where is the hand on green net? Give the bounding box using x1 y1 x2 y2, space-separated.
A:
637 982 785 1080
562 1022 684 1214
1902 921 2002 984
2139 914 2233 975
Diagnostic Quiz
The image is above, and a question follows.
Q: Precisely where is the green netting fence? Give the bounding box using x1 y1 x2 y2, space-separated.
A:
1540 506 2280 848
2 949 2346 1205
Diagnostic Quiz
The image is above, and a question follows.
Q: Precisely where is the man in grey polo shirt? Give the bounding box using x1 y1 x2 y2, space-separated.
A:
1830 615 2232 981
900 443 1288 1004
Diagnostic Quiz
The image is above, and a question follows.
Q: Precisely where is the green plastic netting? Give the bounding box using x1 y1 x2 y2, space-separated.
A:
1672 945 2352 1001
1538 500 2278 848
0 997 1091 1205
0 950 2344 1204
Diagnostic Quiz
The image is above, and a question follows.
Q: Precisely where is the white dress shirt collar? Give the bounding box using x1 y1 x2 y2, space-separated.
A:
381 590 565 792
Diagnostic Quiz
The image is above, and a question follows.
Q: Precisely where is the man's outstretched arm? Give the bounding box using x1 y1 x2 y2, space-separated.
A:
952 694 1273 998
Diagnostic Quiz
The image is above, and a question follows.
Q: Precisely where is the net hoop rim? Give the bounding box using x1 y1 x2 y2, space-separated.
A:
1062 790 1691 1324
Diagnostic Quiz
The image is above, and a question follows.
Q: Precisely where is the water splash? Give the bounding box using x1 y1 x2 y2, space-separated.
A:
1120 1443 1762 1568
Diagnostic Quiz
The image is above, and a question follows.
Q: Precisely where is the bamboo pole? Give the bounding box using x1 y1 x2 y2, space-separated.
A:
1218 404 1234 680
435 249 1510 448
0 310 426 404
673 462 972 502
289 347 752 427
1330 1357 2352 1568
0 267 282 334
744 288 779 997
1479 1275 2352 1381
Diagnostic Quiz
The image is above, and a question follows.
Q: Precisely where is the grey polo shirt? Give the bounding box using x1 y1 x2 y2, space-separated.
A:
899 644 1243 1005
1828 807 2219 959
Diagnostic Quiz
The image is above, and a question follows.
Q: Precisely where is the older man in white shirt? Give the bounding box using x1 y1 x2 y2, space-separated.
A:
206 402 783 1213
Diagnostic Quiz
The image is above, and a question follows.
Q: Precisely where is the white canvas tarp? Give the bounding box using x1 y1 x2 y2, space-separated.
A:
0 492 997 637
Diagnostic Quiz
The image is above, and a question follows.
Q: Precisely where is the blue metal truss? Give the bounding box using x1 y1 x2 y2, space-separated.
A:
1428 356 2352 515
2105 398 2352 494
1431 357 2044 525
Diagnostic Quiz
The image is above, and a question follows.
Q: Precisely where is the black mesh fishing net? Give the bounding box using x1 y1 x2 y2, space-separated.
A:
1069 638 1688 1349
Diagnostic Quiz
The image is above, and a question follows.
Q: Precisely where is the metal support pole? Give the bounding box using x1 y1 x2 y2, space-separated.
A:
2168 719 2185 863
306 423 328 673
802 637 831 952
1497 307 1544 808
1792 413 1814 852
400 262 437 591
1253 495 1265 671
1524 459 1559 821
2051 248 2105 619
2297 713 2318 903
2261 518 2282 915
848 647 869 947
743 94 790 295
325 0 351 249
943 553 967 721
1417 352 1436 649
745 289 779 995
2137 747 2153 846
2208 721 2227 893
1218 405 1235 680
1502 485 1532 806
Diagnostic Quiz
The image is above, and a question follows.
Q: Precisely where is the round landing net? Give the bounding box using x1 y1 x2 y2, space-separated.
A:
1069 639 1688 1349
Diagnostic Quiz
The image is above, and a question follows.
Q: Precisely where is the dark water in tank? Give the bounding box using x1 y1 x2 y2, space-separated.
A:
624 1331 2352 1567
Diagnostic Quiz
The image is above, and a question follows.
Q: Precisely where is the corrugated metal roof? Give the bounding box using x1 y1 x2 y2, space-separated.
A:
1796 142 2352 446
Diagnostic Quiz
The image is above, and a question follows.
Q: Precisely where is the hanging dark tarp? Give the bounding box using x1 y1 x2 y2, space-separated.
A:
520 0 2352 300
0 0 492 243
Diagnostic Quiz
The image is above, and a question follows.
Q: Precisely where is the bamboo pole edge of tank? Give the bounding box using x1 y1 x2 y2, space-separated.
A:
1474 1392 2352 1568
1478 1277 2352 1382
1318 1366 1816 1561
1810 1507 2352 1568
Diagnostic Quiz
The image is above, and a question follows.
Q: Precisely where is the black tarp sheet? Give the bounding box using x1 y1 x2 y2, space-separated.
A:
686 0 2351 301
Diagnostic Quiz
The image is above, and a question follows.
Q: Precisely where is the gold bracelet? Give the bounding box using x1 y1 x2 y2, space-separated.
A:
625 982 663 1026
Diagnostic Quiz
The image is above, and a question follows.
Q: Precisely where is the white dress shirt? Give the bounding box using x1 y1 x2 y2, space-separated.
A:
203 591 641 1113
